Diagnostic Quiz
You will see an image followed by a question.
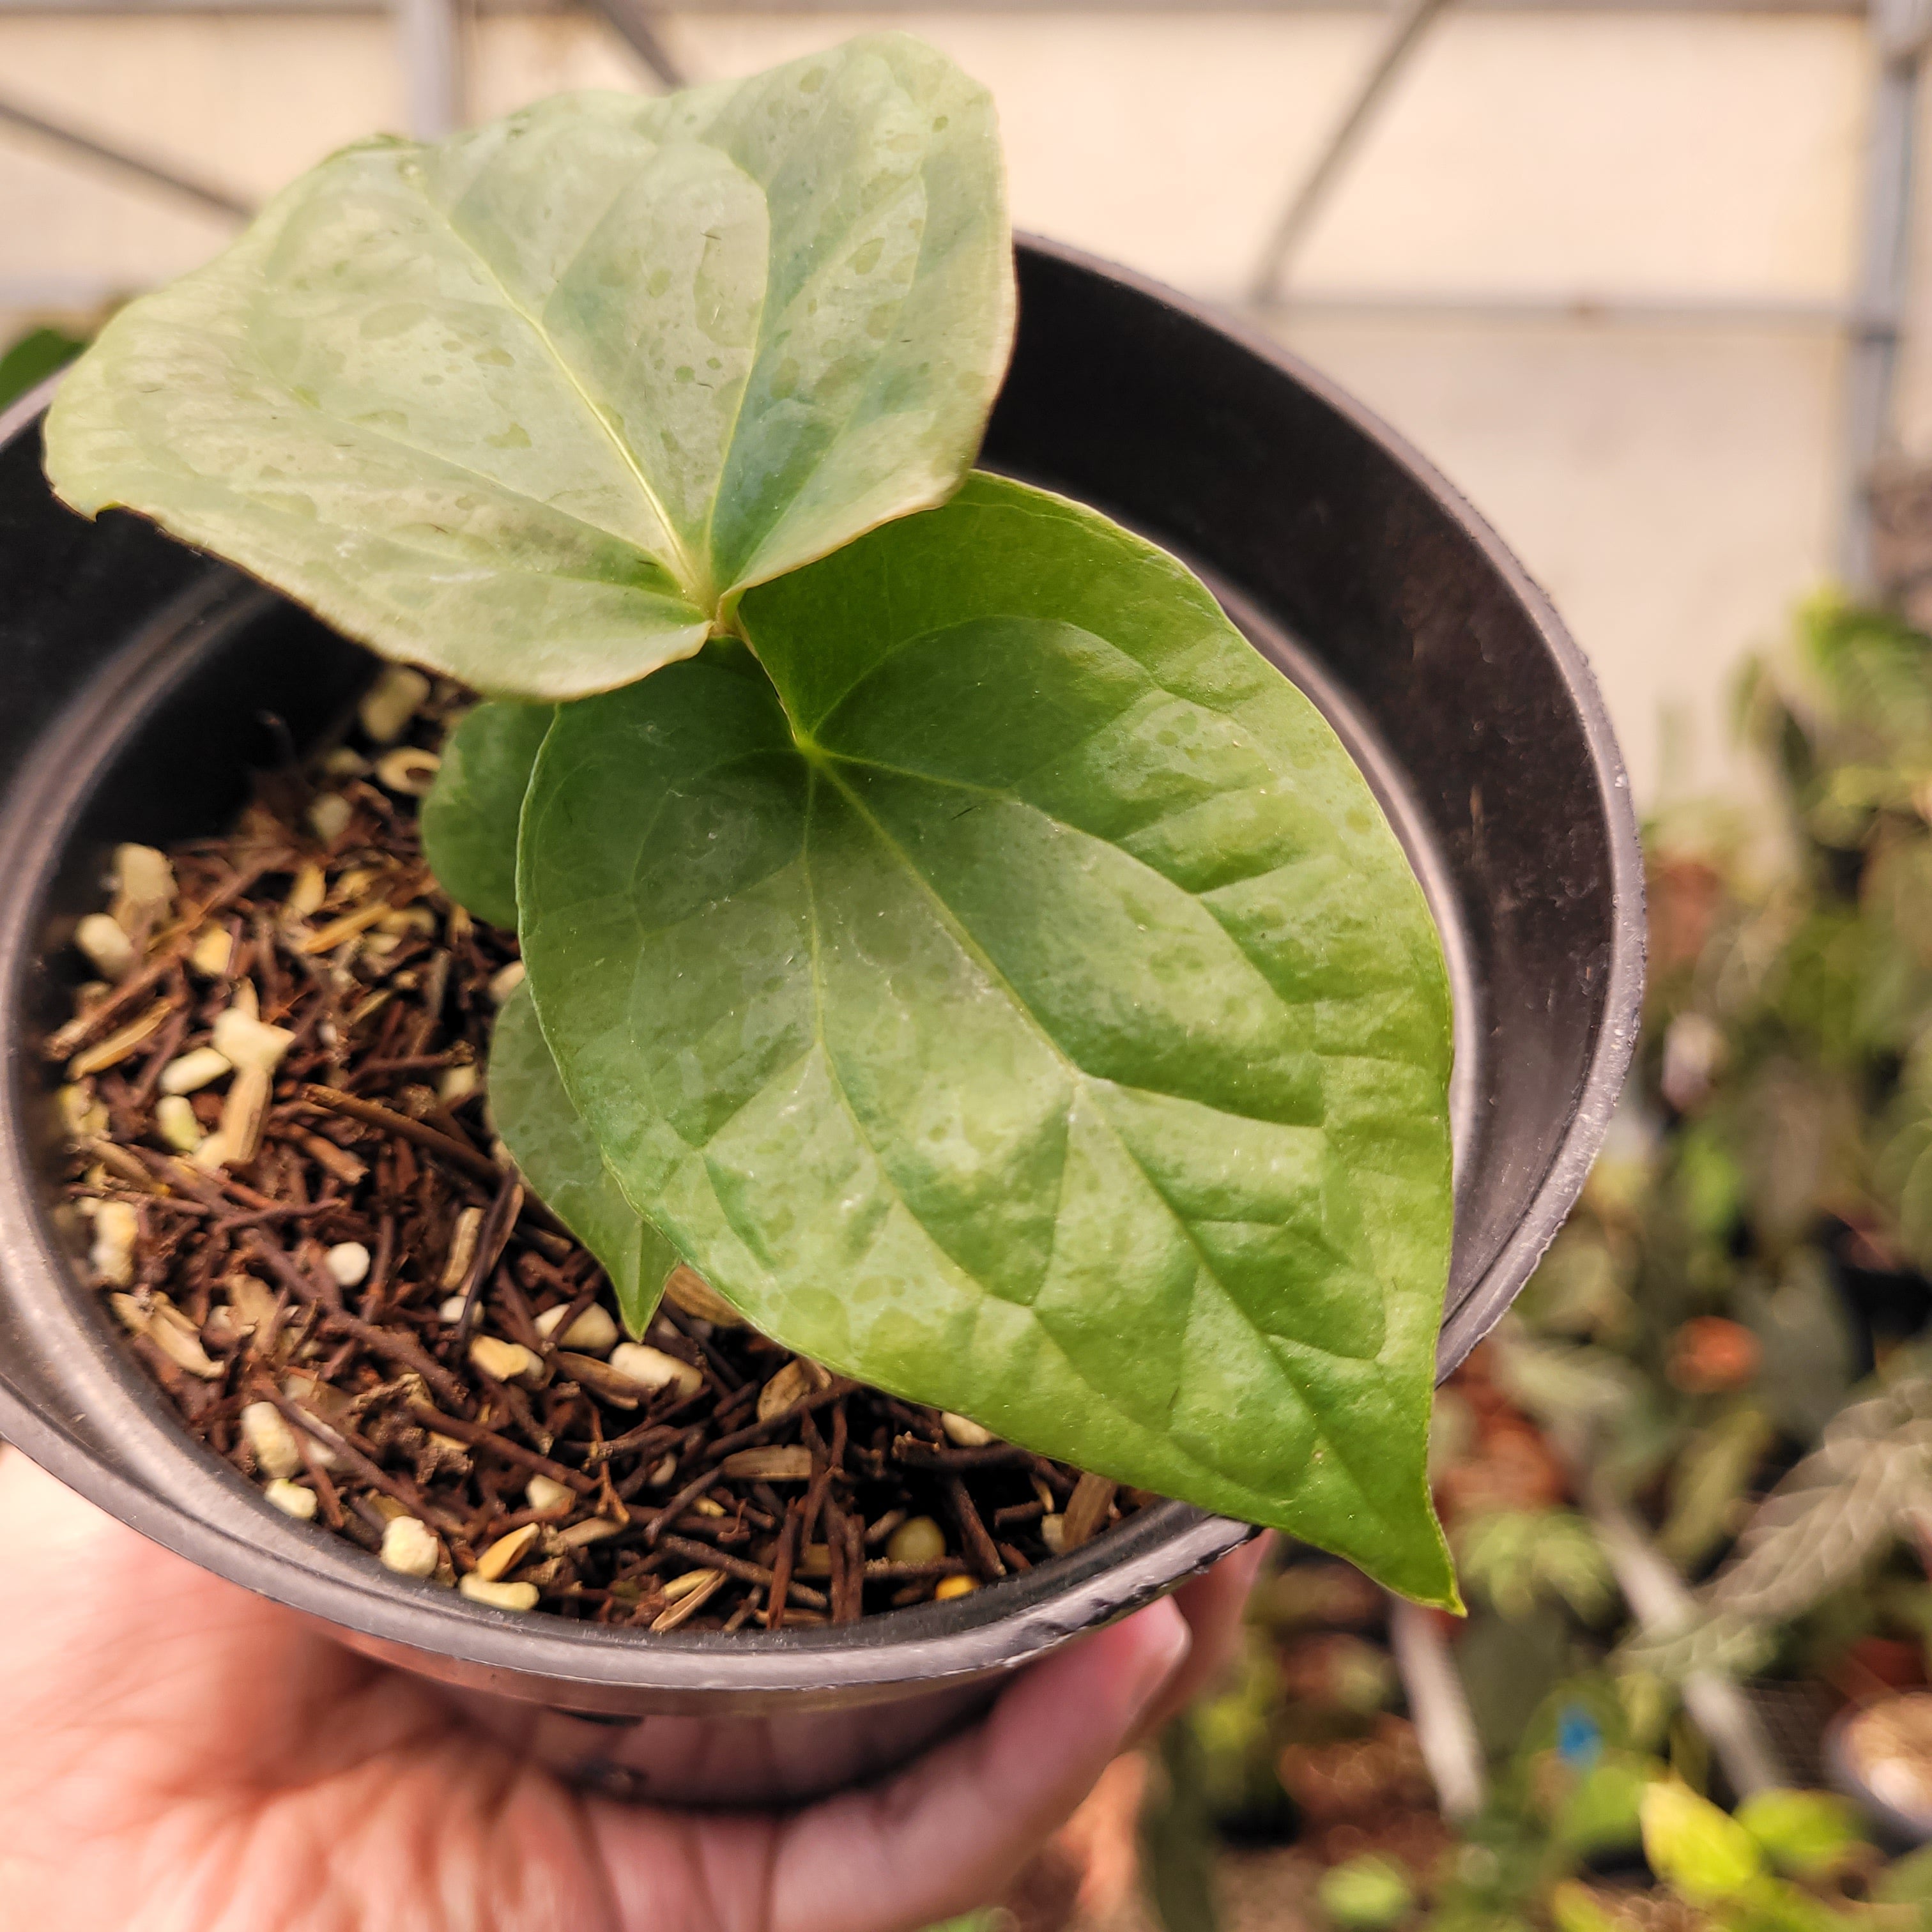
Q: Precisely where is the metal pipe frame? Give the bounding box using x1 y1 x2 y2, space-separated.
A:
1253 289 1851 327
1247 0 1456 307
1839 0 1927 592
0 89 253 218
583 0 684 87
394 0 464 139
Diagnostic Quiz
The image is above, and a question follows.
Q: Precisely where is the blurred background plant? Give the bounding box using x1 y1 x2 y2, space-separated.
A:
0 321 82 411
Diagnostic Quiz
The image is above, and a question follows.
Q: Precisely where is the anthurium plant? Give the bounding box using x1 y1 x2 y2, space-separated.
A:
42 36 1457 1602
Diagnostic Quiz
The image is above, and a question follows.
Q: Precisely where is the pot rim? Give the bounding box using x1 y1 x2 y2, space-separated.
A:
0 232 1640 1700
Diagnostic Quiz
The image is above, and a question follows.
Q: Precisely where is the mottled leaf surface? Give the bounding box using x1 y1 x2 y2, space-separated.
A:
420 700 552 928
518 474 1457 1599
489 978 677 1333
43 35 1013 700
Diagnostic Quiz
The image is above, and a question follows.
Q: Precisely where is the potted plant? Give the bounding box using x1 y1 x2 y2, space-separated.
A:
0 36 1642 1804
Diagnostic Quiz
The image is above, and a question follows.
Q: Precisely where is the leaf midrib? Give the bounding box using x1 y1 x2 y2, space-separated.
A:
790 769 1241 1502
242 378 691 592
798 753 1418 1542
718 180 949 594
400 162 710 604
112 298 690 586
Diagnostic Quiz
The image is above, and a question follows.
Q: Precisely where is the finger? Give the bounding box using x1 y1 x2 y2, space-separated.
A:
587 1597 1191 1932
770 1598 1191 1932
0 1458 615 1932
0 1450 268 1830
1131 1531 1273 1742
0 1446 293 1683
0 1450 417 1793
0 1447 234 1710
0 1443 140 1579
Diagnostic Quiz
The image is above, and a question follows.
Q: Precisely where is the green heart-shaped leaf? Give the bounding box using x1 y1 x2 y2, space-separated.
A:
43 35 1013 700
518 473 1457 1600
489 976 678 1333
420 700 553 928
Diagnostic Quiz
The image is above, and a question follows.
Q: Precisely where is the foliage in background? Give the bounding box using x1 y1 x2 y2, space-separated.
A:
0 327 85 413
1528 596 1932 1630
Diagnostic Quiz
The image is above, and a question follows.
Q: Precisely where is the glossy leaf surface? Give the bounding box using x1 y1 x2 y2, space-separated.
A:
44 35 1013 700
489 978 677 1333
518 474 1457 1599
420 700 552 928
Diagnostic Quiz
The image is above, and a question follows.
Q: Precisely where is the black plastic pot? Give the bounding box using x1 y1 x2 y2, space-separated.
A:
0 238 1643 1805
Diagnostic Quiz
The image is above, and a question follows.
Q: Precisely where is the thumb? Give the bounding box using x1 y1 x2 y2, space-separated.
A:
772 1598 1190 1932
588 1598 1191 1932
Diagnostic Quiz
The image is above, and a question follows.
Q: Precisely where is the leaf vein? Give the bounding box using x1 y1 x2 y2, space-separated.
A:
806 765 1417 1527
401 166 705 597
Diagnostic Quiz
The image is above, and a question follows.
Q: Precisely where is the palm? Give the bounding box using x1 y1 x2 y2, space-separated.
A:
0 1451 1262 1932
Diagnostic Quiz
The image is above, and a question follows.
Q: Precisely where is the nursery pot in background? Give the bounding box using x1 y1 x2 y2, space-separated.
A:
0 238 1643 1805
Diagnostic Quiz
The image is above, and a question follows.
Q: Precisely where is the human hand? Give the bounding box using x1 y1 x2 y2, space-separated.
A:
0 1448 1265 1932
